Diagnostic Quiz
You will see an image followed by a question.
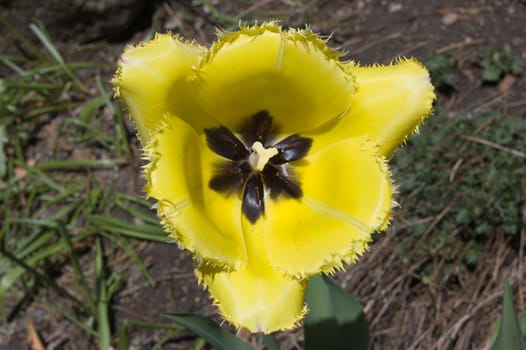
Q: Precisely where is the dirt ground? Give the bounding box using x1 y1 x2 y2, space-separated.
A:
1 1 525 349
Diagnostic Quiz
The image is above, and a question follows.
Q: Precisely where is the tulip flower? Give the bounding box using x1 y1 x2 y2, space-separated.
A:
112 22 435 333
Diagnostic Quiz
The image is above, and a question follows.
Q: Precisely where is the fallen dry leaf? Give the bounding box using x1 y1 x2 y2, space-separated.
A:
498 73 516 95
27 321 46 350
442 12 459 25
14 167 27 179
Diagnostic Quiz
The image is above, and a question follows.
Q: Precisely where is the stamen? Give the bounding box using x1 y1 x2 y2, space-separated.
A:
204 126 249 161
205 111 311 224
250 141 278 171
271 134 313 164
242 173 265 223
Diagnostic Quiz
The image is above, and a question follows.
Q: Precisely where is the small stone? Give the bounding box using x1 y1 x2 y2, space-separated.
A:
442 12 459 26
14 167 27 179
389 3 402 12
498 74 516 95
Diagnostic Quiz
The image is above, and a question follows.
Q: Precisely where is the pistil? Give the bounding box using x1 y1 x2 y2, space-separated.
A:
250 141 278 171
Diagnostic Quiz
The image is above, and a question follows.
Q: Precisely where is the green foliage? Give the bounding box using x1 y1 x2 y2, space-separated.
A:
479 46 523 82
0 20 177 348
421 46 523 88
163 313 253 350
392 107 526 282
490 279 526 350
304 275 369 350
421 52 459 89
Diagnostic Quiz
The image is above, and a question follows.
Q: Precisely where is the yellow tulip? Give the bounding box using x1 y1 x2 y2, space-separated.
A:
112 22 435 333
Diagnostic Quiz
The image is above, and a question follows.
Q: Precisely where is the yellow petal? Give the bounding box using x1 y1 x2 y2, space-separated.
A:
189 23 356 133
311 59 434 158
112 33 209 144
264 136 393 277
196 218 307 333
145 115 247 268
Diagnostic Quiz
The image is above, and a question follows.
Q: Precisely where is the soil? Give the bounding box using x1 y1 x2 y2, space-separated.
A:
1 1 525 349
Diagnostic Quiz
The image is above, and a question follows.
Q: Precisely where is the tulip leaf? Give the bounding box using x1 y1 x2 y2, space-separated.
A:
490 279 526 350
520 311 526 339
304 275 369 350
162 313 253 350
262 333 280 350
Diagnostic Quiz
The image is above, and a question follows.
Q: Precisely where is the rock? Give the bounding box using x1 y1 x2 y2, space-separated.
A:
441 12 459 26
0 0 153 43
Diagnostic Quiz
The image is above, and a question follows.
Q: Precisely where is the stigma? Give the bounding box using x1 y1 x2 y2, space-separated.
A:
250 141 278 171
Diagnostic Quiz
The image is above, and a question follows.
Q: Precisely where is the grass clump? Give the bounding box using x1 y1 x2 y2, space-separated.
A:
0 20 179 349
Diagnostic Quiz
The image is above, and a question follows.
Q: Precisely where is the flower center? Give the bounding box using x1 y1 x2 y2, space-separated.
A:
204 110 312 223
249 141 278 172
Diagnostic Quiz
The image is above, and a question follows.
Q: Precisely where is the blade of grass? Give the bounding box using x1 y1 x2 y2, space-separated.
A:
22 184 39 218
96 75 131 156
200 0 239 25
15 230 55 260
4 60 109 79
0 54 29 62
88 215 169 242
56 221 96 314
11 202 78 229
62 118 118 149
0 56 27 75
27 103 77 119
192 338 207 350
151 332 182 350
0 230 95 301
28 23 88 92
100 232 155 286
0 246 87 312
115 196 159 226
122 319 184 331
4 80 66 90
26 61 111 76
117 319 185 350
117 325 129 350
35 187 81 214
0 124 8 178
105 272 125 300
41 300 99 337
23 163 67 193
78 94 111 123
0 17 46 61
115 193 153 208
95 238 111 350
35 158 127 171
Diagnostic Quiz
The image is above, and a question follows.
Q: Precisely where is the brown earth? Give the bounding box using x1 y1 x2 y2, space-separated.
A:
1 1 525 349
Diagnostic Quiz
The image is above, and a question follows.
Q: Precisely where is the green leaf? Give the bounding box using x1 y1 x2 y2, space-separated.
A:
304 275 369 350
0 124 7 178
88 215 169 242
95 239 111 350
491 279 526 350
162 313 253 350
29 23 87 92
520 311 526 338
262 333 280 350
